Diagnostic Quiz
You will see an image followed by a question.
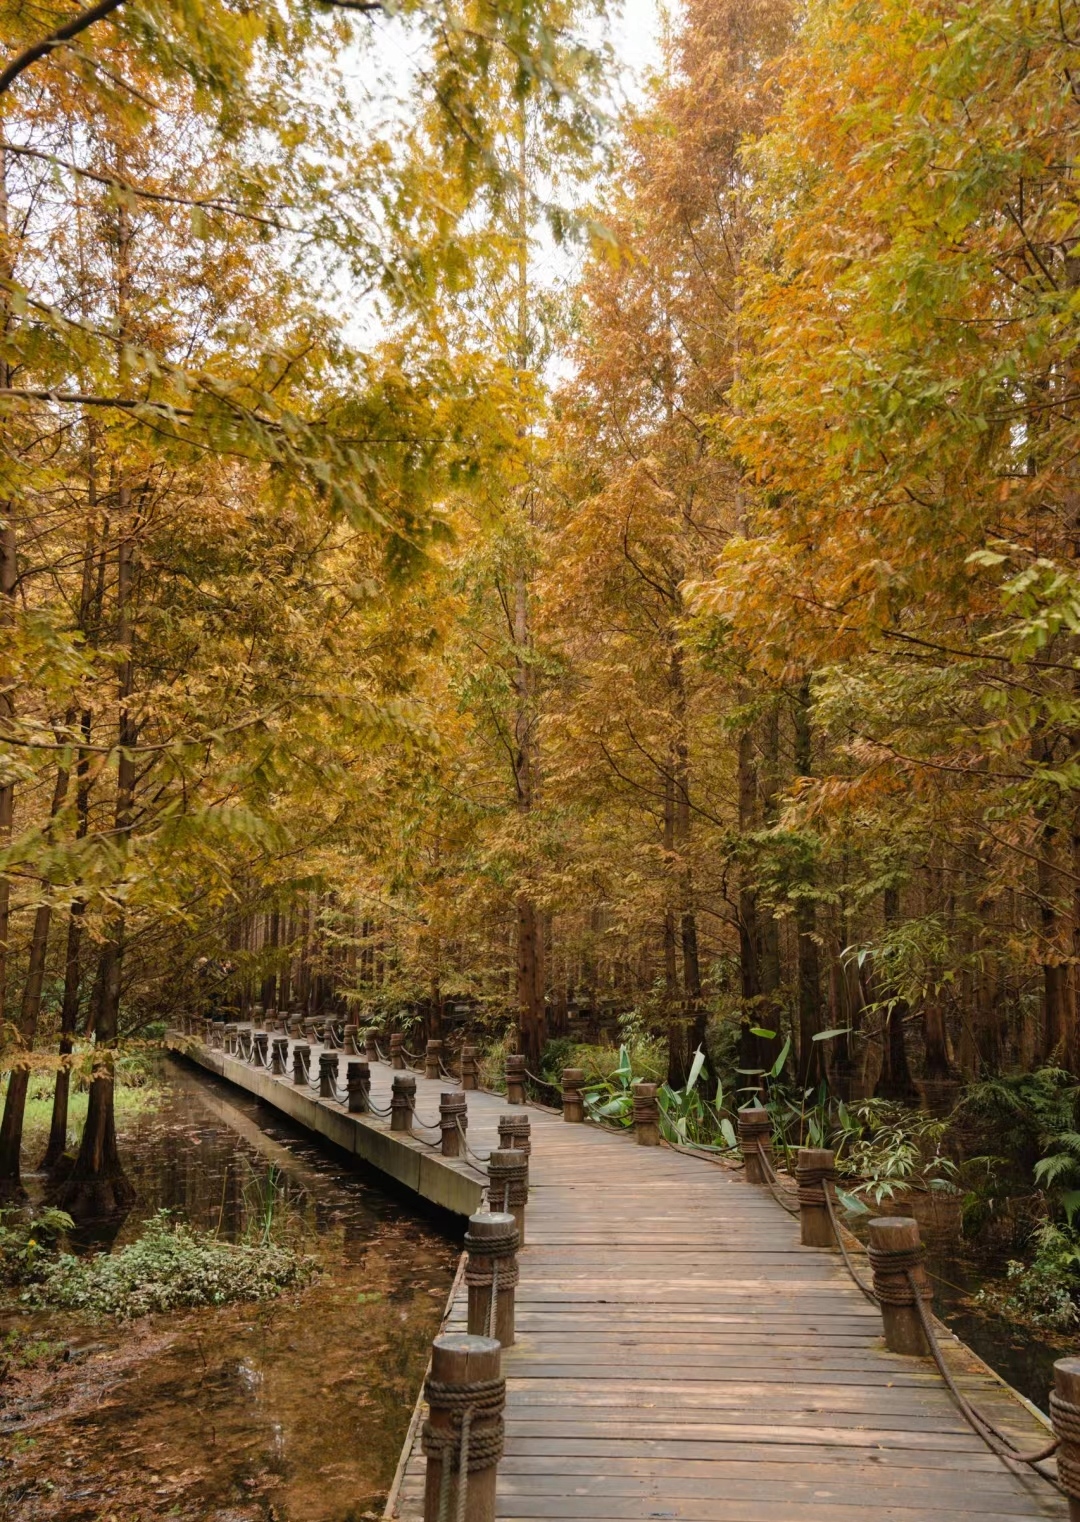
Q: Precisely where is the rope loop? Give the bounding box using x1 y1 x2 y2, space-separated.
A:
1050 1392 1080 1448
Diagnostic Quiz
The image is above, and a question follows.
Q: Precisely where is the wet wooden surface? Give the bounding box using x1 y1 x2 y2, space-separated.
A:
185 1028 1068 1522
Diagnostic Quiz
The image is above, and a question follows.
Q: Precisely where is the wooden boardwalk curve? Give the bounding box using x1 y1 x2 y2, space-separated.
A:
168 1028 1067 1522
384 1078 1066 1522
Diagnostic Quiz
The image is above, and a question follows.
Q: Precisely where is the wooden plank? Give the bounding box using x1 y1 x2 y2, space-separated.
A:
182 1029 1065 1522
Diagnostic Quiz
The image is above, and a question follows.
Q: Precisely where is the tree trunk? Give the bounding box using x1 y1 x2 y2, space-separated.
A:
0 745 74 1194
874 886 918 1102
60 491 136 1217
792 678 824 1087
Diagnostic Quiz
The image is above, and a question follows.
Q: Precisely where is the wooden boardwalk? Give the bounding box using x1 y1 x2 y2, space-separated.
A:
170 1029 1067 1522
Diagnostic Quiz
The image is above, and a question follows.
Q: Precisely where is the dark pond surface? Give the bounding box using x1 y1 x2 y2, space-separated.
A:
852 1190 1064 1415
0 1056 459 1522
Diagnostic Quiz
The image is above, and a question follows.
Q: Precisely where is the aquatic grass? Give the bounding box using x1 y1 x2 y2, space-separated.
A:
27 1210 318 1318
0 1049 169 1162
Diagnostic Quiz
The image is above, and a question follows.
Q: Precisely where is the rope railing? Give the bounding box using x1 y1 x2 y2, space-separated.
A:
813 1173 1063 1485
454 1116 492 1174
754 1141 800 1217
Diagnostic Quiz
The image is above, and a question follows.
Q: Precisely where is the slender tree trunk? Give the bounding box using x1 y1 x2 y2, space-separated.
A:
61 488 136 1216
792 678 824 1086
0 747 73 1194
874 886 918 1101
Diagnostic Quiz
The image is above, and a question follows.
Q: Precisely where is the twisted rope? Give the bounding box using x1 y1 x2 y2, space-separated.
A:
464 1237 518 1339
908 1272 1061 1479
421 1378 505 1522
755 1143 800 1217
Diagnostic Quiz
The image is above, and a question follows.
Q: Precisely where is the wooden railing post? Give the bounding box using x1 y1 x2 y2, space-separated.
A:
252 1004 265 1029
867 1217 931 1356
498 1114 531 1156
460 1045 479 1091
265 1007 279 1031
390 1032 405 1070
632 1082 660 1146
347 1059 371 1112
344 1023 360 1055
561 1067 584 1123
1051 1358 1080 1521
425 1040 443 1080
271 1037 288 1075
251 1032 269 1067
365 1032 378 1062
292 1043 310 1087
319 1051 338 1098
796 1147 837 1248
422 1334 503 1522
223 1023 238 1054
737 1107 772 1184
465 1211 519 1346
441 1092 467 1156
487 1149 528 1247
391 1073 416 1131
237 1028 253 1061
505 1053 526 1105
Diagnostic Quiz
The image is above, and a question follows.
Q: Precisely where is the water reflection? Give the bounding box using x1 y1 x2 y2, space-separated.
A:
1 1057 458 1522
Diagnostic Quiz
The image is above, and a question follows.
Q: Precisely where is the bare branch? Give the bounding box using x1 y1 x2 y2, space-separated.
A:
0 0 126 96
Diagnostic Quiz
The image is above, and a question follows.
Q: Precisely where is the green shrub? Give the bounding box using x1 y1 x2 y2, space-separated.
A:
974 1222 1080 1334
539 1037 666 1086
27 1211 317 1317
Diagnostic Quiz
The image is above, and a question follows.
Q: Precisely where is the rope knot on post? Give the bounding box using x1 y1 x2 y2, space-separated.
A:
561 1067 585 1123
867 1217 932 1355
464 1211 520 1345
796 1147 837 1248
391 1072 416 1131
487 1148 528 1246
1051 1362 1080 1506
390 1032 406 1070
737 1106 772 1184
441 1093 468 1156
319 1051 339 1098
426 1040 444 1080
271 1037 288 1075
505 1054 526 1105
347 1059 371 1113
497 1113 531 1157
292 1042 310 1087
421 1335 504 1522
632 1083 660 1146
251 1032 269 1067
460 1045 479 1091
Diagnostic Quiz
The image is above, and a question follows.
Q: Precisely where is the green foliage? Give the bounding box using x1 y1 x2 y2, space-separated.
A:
0 1207 75 1286
975 1223 1080 1335
834 1099 957 1205
26 1212 317 1318
540 1037 666 1087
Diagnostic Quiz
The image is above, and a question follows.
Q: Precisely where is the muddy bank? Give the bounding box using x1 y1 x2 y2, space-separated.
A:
0 1058 458 1521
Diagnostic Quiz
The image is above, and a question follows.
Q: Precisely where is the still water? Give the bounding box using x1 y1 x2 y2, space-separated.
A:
0 1057 459 1522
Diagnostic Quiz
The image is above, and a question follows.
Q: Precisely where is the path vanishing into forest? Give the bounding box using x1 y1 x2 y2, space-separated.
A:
171 1027 1068 1522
